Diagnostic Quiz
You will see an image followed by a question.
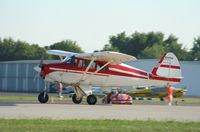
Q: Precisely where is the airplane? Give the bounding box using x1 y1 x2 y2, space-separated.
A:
34 50 183 105
127 86 187 101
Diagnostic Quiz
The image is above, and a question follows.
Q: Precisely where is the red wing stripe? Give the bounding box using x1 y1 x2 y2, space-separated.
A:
160 64 180 69
109 65 148 76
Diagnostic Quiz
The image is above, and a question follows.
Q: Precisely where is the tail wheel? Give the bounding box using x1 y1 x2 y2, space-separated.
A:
38 92 49 103
87 95 97 105
72 94 82 104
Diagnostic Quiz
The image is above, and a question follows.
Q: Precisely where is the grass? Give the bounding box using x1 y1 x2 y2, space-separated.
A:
0 95 37 101
0 93 200 101
0 119 199 132
0 94 70 101
143 97 200 103
178 97 200 103
0 94 102 102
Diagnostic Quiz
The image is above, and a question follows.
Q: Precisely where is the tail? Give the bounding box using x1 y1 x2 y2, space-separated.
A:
151 52 182 84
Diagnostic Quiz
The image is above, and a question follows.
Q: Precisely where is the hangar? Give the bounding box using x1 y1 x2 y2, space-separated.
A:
0 60 45 92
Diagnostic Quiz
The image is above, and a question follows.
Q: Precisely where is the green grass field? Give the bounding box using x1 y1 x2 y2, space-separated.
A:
0 95 200 131
0 119 200 132
0 95 37 101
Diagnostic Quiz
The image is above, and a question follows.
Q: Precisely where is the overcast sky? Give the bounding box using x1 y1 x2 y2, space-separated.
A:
0 0 200 52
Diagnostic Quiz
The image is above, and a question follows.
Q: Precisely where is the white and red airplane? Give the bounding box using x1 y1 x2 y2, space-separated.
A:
34 50 182 105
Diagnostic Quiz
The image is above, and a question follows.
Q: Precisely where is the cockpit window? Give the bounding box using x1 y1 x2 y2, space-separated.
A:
78 60 83 68
65 57 108 71
78 59 96 69
65 56 76 65
97 63 109 70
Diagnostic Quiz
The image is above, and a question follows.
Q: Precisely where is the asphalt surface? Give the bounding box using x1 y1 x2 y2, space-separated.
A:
0 92 200 121
0 101 200 121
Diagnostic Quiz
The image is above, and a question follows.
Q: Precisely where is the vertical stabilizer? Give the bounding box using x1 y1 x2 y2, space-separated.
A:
151 53 182 79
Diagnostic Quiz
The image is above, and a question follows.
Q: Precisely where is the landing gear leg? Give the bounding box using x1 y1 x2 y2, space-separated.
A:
38 82 49 103
71 85 83 104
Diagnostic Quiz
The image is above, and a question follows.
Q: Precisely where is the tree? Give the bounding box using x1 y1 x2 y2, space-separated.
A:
48 39 84 60
49 40 84 53
191 36 200 60
102 32 190 60
139 44 165 59
106 31 165 58
164 34 188 60
127 32 147 56
109 32 130 53
146 32 164 46
101 44 119 52
0 37 47 61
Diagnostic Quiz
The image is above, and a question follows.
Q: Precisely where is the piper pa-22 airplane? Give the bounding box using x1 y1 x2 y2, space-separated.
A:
34 50 182 105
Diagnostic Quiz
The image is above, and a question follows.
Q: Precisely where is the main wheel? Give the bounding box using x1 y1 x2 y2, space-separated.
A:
38 92 49 103
87 95 97 105
72 94 82 104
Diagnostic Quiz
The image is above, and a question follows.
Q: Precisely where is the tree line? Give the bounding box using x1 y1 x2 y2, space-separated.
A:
0 38 83 61
0 31 200 61
101 32 200 61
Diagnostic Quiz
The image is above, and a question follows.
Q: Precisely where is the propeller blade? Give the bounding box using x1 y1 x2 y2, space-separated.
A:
34 57 43 73
39 56 44 68
34 66 41 73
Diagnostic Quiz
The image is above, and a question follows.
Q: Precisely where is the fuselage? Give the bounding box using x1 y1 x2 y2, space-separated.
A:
40 58 180 87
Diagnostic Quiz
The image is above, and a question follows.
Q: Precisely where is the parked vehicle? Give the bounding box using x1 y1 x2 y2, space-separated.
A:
102 89 132 104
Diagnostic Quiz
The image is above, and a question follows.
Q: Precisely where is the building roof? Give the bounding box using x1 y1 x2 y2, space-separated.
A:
0 60 60 64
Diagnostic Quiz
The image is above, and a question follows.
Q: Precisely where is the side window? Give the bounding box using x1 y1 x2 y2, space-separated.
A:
84 60 90 68
97 63 108 70
102 65 108 70
78 60 83 68
90 61 96 69
65 56 75 65
75 59 101 70
96 64 100 70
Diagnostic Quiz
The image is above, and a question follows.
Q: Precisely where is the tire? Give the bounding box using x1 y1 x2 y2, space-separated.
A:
72 94 82 104
87 95 97 105
38 92 49 103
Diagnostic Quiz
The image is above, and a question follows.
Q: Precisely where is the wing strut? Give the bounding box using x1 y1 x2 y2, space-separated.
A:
79 59 95 82
78 61 111 85
73 84 87 98
59 56 64 61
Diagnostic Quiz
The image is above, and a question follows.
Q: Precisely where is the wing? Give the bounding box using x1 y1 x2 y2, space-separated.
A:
47 50 76 61
47 50 76 57
76 51 136 64
47 50 136 64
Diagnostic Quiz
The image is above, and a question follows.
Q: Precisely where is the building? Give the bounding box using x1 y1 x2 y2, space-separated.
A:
0 60 45 92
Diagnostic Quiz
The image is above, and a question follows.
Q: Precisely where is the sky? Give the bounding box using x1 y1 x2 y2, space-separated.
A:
0 0 200 52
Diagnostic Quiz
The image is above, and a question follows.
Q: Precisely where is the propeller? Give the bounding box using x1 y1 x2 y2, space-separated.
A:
33 57 44 82
34 57 44 73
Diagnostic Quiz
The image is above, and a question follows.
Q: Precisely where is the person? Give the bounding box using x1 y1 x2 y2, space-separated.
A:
57 83 63 98
166 84 174 106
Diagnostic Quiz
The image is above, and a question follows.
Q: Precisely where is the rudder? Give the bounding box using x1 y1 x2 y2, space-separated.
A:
151 52 182 79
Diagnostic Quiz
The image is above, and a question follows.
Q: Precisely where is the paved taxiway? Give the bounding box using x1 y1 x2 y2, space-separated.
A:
0 102 200 121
